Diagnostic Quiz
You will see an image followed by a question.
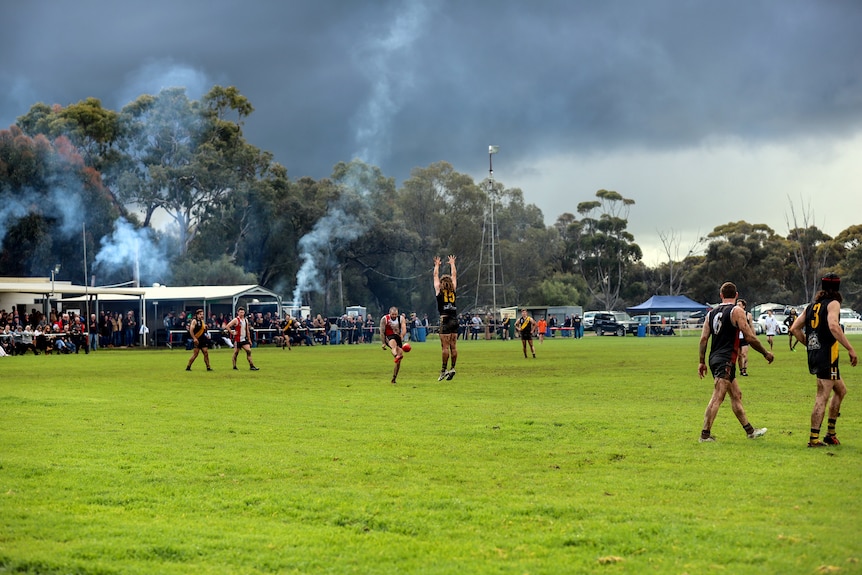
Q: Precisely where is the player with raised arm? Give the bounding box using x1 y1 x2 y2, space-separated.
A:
434 255 458 381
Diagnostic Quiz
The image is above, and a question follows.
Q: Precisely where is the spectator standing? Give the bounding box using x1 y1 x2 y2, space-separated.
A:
89 313 99 351
124 311 137 347
470 314 482 340
329 316 340 345
364 315 375 344
537 316 547 344
763 309 780 351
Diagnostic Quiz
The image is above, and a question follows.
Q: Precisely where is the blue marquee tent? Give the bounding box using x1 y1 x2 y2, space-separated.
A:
626 295 710 314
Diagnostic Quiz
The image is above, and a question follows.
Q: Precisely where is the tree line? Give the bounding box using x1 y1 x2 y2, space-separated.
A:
1 85 860 319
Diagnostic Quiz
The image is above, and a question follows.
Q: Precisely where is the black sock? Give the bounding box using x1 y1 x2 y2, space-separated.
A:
743 423 754 435
701 429 711 439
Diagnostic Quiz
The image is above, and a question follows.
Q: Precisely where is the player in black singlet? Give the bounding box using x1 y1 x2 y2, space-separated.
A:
186 308 213 371
434 255 458 381
698 282 773 443
789 273 858 447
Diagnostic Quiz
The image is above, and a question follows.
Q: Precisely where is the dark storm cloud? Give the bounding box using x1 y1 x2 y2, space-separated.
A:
2 0 861 184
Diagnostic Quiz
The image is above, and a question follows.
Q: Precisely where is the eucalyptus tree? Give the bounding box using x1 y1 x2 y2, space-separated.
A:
833 225 862 309
686 221 792 305
785 202 838 303
114 86 270 256
0 127 119 280
565 189 642 310
16 97 122 174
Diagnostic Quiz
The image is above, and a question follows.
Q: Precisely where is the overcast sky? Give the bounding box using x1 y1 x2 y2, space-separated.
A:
3 0 861 263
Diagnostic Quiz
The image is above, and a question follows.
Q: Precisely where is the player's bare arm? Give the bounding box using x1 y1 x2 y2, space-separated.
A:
433 256 441 293
827 300 859 367
698 320 711 378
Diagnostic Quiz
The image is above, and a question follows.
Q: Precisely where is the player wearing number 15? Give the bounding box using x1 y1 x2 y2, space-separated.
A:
789 273 858 448
434 255 458 381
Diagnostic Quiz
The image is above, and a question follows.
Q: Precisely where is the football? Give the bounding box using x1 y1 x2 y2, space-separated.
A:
402 343 412 352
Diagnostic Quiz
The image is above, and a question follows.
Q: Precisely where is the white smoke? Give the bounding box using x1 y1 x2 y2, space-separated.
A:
114 59 210 110
0 194 31 244
94 218 169 285
293 0 432 305
292 203 367 306
48 184 85 238
352 0 431 165
1 176 88 249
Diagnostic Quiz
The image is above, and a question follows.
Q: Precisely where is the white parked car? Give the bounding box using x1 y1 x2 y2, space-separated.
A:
840 308 862 330
757 312 788 335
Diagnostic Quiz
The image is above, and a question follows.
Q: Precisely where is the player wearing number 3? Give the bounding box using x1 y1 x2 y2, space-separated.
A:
790 273 858 448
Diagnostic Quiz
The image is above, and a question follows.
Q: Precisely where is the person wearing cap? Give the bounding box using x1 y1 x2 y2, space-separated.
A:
790 273 858 447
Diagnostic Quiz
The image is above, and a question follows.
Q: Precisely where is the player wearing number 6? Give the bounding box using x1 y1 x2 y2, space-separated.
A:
790 273 858 448
434 255 458 381
698 281 772 443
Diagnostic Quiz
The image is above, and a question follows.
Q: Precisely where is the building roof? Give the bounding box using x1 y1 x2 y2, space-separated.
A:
0 278 146 297
1 278 281 307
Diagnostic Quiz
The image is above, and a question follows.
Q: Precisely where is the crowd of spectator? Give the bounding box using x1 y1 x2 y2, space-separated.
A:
1 307 142 356
3 305 547 358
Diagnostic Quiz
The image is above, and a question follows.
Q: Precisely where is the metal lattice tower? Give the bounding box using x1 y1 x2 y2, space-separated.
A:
475 145 506 317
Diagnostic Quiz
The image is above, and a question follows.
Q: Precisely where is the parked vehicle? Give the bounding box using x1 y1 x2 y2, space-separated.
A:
756 312 789 335
686 310 708 327
840 308 862 330
592 312 632 336
582 311 610 330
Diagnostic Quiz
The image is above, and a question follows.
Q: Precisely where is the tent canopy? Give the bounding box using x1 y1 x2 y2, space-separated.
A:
626 295 710 315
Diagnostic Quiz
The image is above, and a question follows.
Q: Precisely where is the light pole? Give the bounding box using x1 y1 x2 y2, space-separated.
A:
45 264 61 320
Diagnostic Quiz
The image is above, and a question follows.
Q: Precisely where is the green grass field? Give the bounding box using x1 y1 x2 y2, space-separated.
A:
1 334 860 574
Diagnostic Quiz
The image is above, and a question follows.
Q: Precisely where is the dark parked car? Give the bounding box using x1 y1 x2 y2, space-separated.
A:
592 312 629 337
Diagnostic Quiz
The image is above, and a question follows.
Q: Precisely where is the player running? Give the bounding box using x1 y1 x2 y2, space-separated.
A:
380 306 407 385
